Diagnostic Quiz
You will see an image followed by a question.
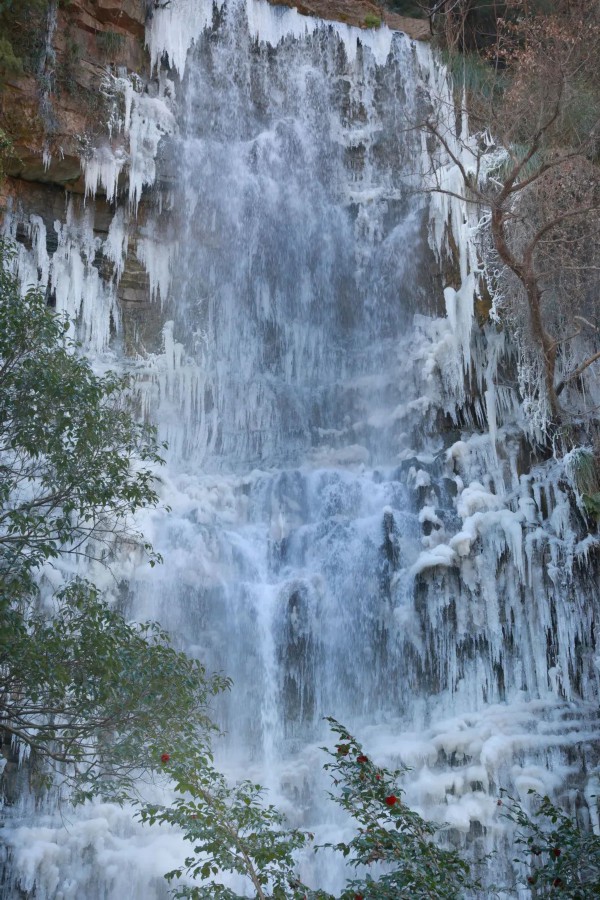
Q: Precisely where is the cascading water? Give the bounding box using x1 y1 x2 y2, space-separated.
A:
2 0 600 896
143 2 432 719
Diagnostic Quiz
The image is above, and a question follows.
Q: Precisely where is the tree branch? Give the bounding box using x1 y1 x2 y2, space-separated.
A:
556 349 600 397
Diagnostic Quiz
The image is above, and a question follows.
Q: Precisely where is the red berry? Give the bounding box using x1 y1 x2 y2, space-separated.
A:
552 847 561 858
375 774 381 780
160 753 170 764
385 795 398 806
527 876 536 885
357 755 368 764
552 877 564 888
354 895 364 900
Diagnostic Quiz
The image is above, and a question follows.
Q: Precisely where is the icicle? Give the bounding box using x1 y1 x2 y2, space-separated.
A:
136 233 177 305
82 145 127 204
147 0 395 76
5 2 600 895
105 208 128 283
127 95 176 210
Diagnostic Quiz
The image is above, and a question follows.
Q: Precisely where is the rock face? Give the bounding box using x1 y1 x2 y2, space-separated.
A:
1 0 147 194
272 0 429 37
0 0 159 353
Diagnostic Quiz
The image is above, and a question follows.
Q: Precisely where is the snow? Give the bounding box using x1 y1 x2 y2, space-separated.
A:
105 208 128 282
4 802 191 900
411 543 457 574
455 481 502 518
418 505 441 526
414 469 431 488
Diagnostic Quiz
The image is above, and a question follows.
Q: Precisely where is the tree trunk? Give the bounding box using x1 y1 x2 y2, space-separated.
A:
490 205 561 421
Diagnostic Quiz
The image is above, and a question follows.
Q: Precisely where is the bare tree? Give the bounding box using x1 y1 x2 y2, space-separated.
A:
416 0 507 48
424 0 600 426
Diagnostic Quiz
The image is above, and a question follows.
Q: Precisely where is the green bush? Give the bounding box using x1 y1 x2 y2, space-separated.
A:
147 719 600 898
143 719 475 899
0 240 227 800
0 0 50 80
0 36 23 80
96 30 126 59
1 579 228 803
383 0 426 17
502 790 600 896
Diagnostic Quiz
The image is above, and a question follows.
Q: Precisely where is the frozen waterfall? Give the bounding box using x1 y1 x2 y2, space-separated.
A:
2 0 600 896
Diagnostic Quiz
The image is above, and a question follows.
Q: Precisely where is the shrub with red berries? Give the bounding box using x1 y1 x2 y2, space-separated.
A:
501 789 600 898
144 722 600 900
320 718 474 900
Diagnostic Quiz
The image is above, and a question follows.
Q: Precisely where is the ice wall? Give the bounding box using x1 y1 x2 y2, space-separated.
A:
2 0 599 897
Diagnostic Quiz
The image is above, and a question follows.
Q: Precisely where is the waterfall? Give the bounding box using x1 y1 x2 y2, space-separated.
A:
2 0 600 896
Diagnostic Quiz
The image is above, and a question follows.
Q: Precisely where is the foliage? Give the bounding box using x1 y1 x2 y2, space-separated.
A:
426 0 600 427
502 790 600 897
145 719 474 899
384 0 426 17
425 1 574 54
0 241 227 795
320 719 474 899
583 492 600 521
140 750 316 900
147 719 600 899
363 14 382 28
441 48 505 114
427 1 512 53
0 36 23 80
566 447 600 502
0 578 228 801
0 242 164 584
0 125 12 183
0 0 50 82
96 30 126 60
58 31 82 95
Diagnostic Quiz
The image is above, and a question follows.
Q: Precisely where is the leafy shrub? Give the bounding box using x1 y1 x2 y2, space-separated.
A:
96 30 126 59
143 719 474 898
502 790 600 897
363 14 382 29
0 241 227 800
0 0 50 79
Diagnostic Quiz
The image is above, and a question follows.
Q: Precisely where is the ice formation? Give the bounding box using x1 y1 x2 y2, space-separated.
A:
2 0 600 896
